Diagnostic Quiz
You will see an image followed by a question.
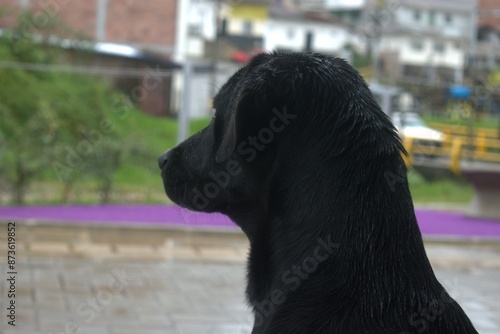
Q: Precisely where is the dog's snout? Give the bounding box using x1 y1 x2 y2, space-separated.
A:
158 149 172 169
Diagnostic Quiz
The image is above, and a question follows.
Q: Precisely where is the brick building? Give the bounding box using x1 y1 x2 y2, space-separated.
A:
1 0 178 54
476 0 500 71
0 0 180 116
478 0 500 31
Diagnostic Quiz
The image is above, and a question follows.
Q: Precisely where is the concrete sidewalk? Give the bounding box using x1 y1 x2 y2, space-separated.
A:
1 223 500 334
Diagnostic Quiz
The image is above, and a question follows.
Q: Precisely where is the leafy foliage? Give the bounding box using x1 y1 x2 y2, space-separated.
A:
0 11 152 204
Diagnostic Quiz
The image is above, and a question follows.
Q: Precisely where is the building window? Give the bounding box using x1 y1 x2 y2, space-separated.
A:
221 18 227 36
453 41 461 50
287 29 295 39
411 40 424 51
429 10 435 26
243 20 253 36
188 23 202 36
434 42 445 53
445 13 453 24
414 10 421 21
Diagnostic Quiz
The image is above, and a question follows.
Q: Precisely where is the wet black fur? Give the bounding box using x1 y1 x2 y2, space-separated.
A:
159 52 478 333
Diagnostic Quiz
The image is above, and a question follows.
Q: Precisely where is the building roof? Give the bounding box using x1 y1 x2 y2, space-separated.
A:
59 39 182 69
369 0 476 14
0 29 182 69
269 6 351 27
401 0 475 12
380 24 465 41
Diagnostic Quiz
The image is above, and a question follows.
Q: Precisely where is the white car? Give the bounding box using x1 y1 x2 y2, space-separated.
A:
391 112 444 142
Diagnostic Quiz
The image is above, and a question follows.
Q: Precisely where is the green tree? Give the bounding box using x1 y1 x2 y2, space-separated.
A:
0 10 147 204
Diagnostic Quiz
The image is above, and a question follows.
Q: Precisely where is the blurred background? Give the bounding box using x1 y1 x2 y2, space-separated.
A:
0 0 498 208
0 1 500 334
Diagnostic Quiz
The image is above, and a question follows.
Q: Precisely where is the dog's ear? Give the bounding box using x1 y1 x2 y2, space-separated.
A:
215 92 266 163
215 110 237 163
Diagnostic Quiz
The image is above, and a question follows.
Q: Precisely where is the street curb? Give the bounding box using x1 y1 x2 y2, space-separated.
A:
2 219 500 246
0 218 242 234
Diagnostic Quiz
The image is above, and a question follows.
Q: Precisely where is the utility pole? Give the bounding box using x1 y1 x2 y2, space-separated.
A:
209 0 222 107
19 0 29 10
178 61 192 143
175 0 192 144
96 0 108 42
369 0 387 84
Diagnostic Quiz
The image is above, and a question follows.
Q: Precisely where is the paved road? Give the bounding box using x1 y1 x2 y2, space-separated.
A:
0 224 499 334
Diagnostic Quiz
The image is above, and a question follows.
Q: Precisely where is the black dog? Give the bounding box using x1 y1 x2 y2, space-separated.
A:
159 52 477 333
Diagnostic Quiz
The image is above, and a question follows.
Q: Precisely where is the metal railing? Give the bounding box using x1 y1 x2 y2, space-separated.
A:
403 125 500 175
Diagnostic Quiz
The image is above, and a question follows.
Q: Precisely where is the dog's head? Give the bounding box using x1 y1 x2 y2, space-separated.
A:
159 52 403 220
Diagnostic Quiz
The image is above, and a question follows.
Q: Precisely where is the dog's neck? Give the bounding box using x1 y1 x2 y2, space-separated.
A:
231 153 438 329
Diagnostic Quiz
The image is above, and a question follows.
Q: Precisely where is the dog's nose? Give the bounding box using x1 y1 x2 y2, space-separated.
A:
158 149 172 169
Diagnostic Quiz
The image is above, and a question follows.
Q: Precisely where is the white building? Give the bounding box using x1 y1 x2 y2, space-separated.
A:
373 0 477 83
264 12 362 56
220 6 267 39
185 0 218 58
379 31 466 82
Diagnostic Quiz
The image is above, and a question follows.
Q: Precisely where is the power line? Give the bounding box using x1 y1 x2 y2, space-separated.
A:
0 60 175 78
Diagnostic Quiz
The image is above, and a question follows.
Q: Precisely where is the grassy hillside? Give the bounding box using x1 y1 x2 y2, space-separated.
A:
12 112 476 205
107 113 211 202
112 110 210 188
16 112 211 205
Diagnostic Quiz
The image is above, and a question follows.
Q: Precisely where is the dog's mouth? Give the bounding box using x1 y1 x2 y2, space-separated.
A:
161 170 211 212
161 170 244 214
161 170 186 203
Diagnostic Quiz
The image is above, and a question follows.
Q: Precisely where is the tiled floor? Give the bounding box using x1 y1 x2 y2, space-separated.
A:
1 258 499 334
0 224 499 333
